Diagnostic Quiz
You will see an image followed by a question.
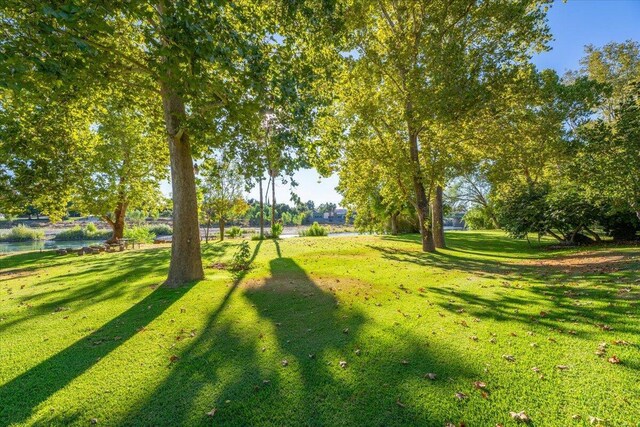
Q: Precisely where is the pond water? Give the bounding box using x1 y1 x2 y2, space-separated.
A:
0 239 104 254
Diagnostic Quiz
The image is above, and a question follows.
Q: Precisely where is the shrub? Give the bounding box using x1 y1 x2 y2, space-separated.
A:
0 226 45 242
124 226 156 243
54 225 111 241
227 226 243 238
463 207 496 230
230 241 251 271
299 222 328 237
146 224 173 236
270 222 283 239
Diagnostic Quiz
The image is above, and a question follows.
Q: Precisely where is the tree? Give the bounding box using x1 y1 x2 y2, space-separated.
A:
0 88 95 221
570 41 640 220
78 93 168 243
1 0 342 285
199 159 249 242
334 0 552 252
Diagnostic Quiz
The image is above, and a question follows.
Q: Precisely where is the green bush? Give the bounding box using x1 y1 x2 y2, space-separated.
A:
230 241 251 271
54 225 111 241
270 222 283 239
146 224 173 236
0 226 45 242
463 207 496 230
299 222 328 237
124 226 156 243
227 226 243 238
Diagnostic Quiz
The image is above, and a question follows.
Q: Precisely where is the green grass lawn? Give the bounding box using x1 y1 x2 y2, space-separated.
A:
0 231 638 426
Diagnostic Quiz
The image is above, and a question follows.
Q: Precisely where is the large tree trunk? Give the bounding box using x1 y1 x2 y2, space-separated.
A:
431 185 446 248
160 81 204 287
105 201 127 244
259 177 264 238
408 132 435 252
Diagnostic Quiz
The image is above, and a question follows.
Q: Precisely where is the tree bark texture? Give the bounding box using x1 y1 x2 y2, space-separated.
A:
160 81 204 286
408 132 435 252
431 185 446 248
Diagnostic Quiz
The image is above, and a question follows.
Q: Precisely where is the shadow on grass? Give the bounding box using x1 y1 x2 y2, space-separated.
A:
0 242 237 425
122 248 476 426
375 233 640 340
0 284 190 425
0 249 173 334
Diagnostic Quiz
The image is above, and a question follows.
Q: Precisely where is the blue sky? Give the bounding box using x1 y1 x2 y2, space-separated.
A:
166 0 640 206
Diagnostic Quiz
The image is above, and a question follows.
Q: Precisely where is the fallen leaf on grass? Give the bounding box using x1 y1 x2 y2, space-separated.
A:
509 411 531 423
339 360 347 369
169 355 179 363
281 359 289 367
425 373 437 380
531 367 540 373
556 365 569 370
455 392 468 400
206 408 217 417
608 355 621 364
502 354 515 362
355 348 361 356
588 416 604 425
613 339 630 346
401 360 409 365
572 414 581 420
396 398 406 408
473 381 487 389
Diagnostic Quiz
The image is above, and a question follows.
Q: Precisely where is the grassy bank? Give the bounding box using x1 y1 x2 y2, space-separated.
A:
0 226 45 242
0 231 638 426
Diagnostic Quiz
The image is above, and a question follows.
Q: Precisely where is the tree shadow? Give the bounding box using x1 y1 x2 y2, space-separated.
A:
373 234 640 341
0 284 190 425
0 242 241 425
0 248 172 334
121 252 476 426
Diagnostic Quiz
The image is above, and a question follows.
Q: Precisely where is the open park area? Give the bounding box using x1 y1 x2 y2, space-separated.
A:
1 232 639 426
2 0 640 426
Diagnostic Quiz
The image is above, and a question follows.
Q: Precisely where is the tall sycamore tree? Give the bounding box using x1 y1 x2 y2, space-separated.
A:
1 0 341 285
339 0 552 251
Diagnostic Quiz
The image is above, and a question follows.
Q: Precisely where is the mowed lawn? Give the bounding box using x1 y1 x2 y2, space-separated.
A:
0 232 639 426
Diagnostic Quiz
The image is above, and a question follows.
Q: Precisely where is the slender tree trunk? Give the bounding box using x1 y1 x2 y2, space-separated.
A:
271 172 276 229
489 210 500 229
219 219 225 241
159 80 204 287
106 201 128 244
259 177 264 238
431 185 446 248
584 226 601 242
205 215 210 243
408 132 435 252
390 211 399 235
547 229 565 242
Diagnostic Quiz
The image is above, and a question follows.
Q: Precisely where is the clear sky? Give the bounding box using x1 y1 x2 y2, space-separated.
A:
164 0 640 206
